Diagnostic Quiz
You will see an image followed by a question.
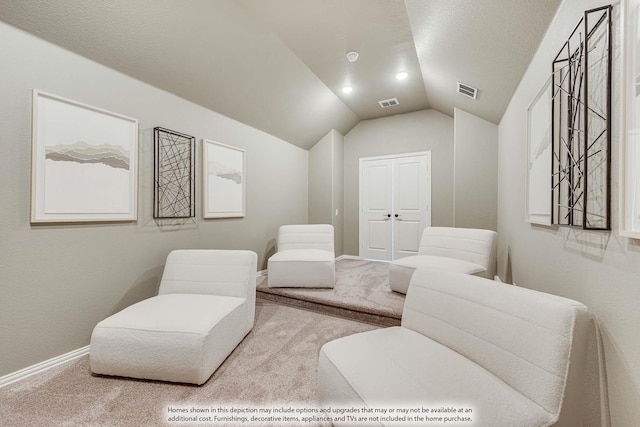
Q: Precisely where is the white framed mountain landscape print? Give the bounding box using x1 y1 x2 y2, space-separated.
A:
527 77 552 226
31 90 138 223
202 139 246 219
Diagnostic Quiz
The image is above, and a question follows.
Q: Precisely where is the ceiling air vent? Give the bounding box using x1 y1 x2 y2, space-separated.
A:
457 82 478 99
378 98 399 108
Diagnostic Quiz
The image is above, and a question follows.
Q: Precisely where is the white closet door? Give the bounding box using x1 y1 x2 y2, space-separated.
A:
359 152 431 261
393 154 430 259
359 159 393 260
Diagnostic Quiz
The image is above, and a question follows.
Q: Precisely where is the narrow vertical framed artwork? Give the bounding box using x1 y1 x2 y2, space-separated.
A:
202 139 246 219
527 77 552 225
153 127 196 219
551 6 611 230
31 90 138 223
621 0 640 238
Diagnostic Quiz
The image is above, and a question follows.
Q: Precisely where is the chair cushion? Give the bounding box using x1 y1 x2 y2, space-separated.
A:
267 249 335 288
318 327 552 427
388 255 485 294
90 293 247 385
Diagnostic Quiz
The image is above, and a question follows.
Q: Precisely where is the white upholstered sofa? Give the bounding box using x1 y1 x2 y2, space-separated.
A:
389 226 497 294
318 268 589 426
267 224 335 288
90 249 257 385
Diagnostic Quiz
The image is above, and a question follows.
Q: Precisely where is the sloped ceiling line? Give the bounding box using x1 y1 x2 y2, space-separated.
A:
0 0 561 149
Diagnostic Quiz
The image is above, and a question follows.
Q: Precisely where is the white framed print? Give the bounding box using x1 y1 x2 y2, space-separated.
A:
526 77 552 225
31 90 138 223
202 139 246 218
621 0 640 238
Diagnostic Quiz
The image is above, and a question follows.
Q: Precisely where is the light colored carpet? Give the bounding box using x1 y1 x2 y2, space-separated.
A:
0 302 378 426
257 258 405 326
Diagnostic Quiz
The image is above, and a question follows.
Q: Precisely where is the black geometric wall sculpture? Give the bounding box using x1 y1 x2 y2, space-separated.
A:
551 5 612 230
153 127 196 219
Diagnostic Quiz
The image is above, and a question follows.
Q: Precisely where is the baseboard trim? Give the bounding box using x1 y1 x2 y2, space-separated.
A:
0 345 90 389
336 255 362 261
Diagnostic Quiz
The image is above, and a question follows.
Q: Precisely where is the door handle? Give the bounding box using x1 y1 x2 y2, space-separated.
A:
384 213 391 220
394 213 401 220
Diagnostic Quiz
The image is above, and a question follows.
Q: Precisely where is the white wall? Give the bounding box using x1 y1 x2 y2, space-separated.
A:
454 108 498 230
332 130 345 256
343 109 454 256
308 129 344 255
0 22 308 377
309 132 333 224
498 1 640 425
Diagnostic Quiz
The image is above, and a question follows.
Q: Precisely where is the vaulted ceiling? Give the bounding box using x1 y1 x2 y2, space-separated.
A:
0 0 561 149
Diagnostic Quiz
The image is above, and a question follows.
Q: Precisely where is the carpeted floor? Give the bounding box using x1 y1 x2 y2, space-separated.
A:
257 258 405 326
0 258 400 426
0 301 378 426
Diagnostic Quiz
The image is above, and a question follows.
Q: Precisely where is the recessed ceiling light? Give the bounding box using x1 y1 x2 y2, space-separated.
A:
342 86 353 94
346 51 359 63
396 72 408 80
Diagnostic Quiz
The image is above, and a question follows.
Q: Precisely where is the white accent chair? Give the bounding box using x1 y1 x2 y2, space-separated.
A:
90 249 257 385
318 269 590 426
389 226 497 294
267 224 335 288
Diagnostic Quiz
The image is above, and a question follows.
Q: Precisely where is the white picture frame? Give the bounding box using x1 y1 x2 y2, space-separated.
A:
31 90 138 223
621 0 640 238
526 77 552 225
202 139 246 219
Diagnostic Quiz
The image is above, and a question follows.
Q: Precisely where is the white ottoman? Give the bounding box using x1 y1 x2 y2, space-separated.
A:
389 255 485 294
267 249 335 288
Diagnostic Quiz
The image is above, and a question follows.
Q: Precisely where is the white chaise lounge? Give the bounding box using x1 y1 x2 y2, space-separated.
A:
90 249 257 385
389 226 497 294
267 224 335 288
318 268 589 426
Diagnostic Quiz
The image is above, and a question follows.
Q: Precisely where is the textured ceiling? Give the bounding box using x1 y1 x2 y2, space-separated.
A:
0 0 561 149
238 0 430 120
405 0 562 123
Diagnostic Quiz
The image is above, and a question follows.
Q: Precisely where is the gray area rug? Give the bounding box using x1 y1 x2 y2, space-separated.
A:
257 258 405 326
0 302 377 426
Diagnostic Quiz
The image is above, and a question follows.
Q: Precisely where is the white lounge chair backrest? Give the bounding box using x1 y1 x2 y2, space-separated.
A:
403 268 589 421
277 224 335 254
159 249 257 301
417 226 497 279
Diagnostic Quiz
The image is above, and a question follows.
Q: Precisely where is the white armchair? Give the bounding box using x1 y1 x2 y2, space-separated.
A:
267 224 335 288
90 249 257 385
389 226 497 294
318 269 590 426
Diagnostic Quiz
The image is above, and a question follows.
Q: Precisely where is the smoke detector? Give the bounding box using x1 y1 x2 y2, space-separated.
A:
346 51 359 63
457 82 478 99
